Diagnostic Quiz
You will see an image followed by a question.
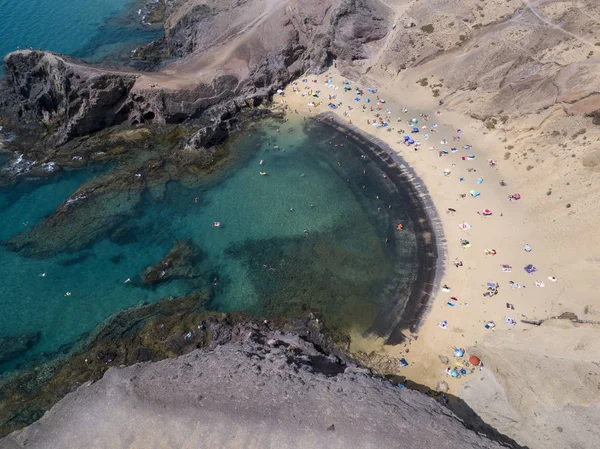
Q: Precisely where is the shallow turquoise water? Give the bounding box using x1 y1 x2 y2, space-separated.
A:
0 0 162 75
0 118 418 374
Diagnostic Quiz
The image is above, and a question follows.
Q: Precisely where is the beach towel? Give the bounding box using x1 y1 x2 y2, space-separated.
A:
354 97 361 101
524 264 537 274
459 222 471 230
470 190 480 197
399 358 408 367
504 316 517 327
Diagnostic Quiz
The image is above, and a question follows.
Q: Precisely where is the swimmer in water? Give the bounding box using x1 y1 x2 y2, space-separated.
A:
124 278 131 284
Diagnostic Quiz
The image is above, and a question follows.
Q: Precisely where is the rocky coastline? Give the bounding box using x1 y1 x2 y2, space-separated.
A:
0 303 520 448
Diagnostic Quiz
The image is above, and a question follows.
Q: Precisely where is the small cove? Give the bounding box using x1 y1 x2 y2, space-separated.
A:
0 117 421 375
0 0 162 76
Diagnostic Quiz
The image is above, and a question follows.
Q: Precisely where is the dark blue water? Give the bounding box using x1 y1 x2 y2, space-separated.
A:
0 0 162 75
0 117 418 374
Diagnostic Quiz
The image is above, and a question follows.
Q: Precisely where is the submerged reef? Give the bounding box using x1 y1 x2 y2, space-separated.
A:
0 333 40 366
141 240 201 285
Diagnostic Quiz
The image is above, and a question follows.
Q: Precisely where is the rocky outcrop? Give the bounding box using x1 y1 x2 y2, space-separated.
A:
1 0 391 149
2 51 136 145
1 323 513 449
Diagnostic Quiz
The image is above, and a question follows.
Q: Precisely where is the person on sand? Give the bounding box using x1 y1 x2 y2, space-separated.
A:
438 320 448 329
453 258 463 267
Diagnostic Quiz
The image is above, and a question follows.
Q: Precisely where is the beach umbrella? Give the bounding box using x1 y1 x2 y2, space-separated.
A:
523 244 532 252
482 209 492 216
513 193 521 200
276 89 284 94
412 118 418 124
468 153 475 159
404 135 410 141
476 177 483 184
469 355 481 366
412 127 419 133
450 369 459 378
366 98 371 103
453 348 464 357
408 138 415 144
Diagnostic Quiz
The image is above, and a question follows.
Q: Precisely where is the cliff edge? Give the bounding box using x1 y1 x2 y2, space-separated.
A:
1 328 513 449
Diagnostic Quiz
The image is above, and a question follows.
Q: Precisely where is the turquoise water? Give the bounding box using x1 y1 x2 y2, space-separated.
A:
0 0 162 75
0 118 418 374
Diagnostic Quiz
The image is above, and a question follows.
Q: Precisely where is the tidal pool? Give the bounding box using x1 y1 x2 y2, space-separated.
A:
0 117 420 374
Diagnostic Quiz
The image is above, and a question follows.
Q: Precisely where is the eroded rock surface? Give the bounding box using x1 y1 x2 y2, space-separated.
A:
2 327 512 449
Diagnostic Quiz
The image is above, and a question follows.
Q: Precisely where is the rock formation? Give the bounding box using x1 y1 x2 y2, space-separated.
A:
1 0 391 149
1 324 514 449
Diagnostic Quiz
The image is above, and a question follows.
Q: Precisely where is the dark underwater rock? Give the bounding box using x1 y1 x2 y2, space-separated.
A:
141 240 200 285
0 332 40 365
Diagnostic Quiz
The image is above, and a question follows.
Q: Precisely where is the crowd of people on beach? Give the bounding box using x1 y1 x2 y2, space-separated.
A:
283 69 558 387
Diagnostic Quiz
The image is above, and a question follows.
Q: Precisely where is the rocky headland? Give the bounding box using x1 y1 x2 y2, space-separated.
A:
1 312 516 449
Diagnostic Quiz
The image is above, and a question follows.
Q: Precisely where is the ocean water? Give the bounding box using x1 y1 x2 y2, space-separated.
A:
0 0 162 76
0 117 419 374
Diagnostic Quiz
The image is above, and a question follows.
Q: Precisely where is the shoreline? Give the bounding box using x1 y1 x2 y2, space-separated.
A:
276 67 584 391
312 112 444 342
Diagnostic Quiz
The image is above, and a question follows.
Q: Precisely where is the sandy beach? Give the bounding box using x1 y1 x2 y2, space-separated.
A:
277 67 600 391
